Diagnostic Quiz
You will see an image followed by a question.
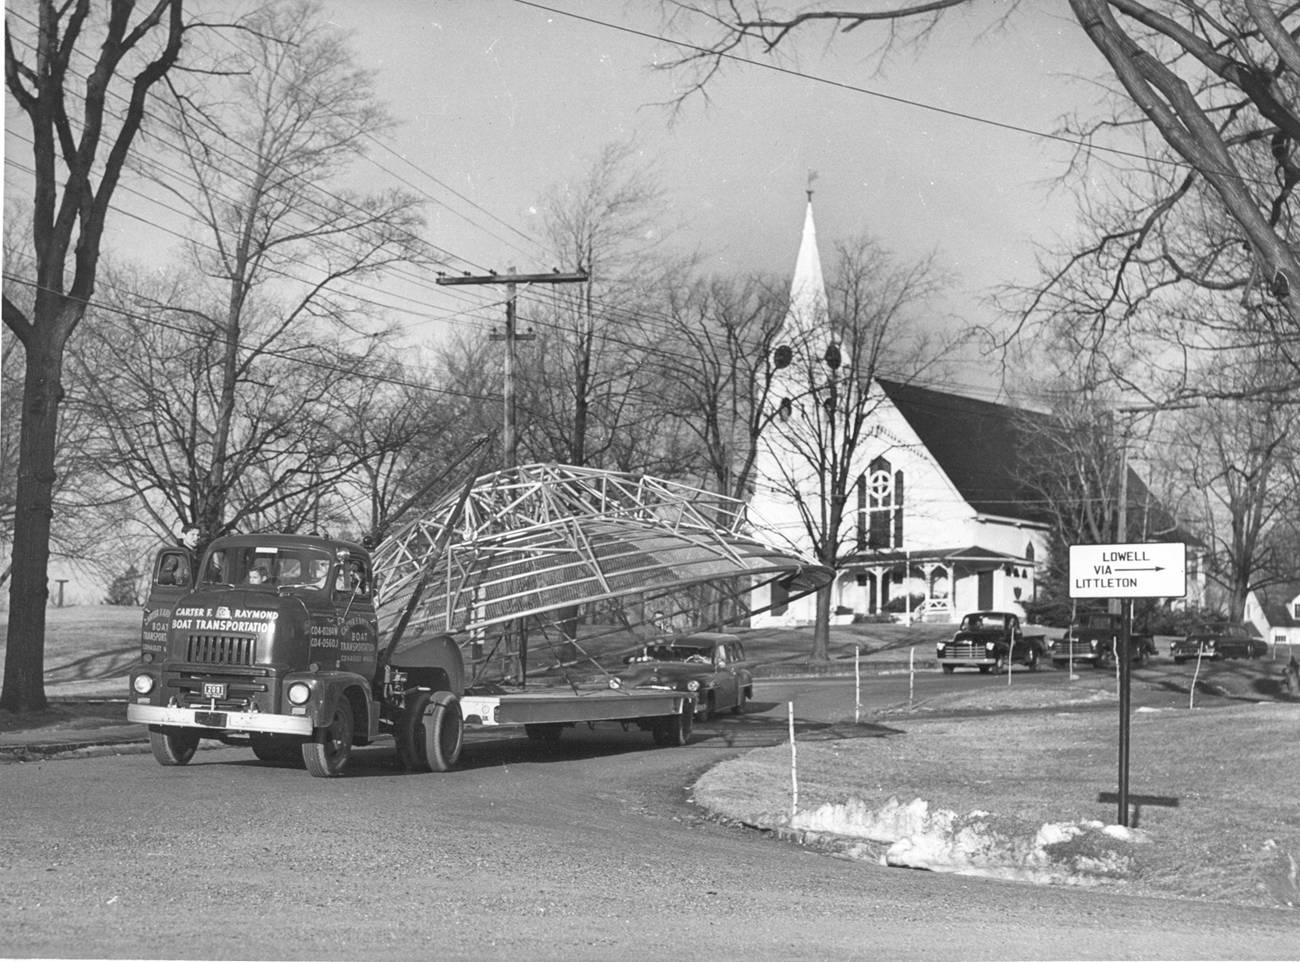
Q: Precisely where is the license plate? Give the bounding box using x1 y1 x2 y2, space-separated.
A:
202 682 227 699
195 711 227 728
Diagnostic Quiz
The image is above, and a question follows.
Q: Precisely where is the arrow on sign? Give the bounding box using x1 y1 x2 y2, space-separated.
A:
1115 565 1165 572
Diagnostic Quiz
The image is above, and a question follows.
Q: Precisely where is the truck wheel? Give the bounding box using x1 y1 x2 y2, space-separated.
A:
302 699 354 778
653 702 693 747
398 690 463 773
941 664 955 674
149 726 200 766
732 687 749 715
1137 648 1150 668
422 692 463 772
250 733 302 765
1024 648 1040 671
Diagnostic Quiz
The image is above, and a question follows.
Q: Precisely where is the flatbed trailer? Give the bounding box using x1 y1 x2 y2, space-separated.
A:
461 686 695 745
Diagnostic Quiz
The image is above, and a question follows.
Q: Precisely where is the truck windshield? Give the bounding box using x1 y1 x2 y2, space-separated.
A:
963 614 1007 631
201 546 334 589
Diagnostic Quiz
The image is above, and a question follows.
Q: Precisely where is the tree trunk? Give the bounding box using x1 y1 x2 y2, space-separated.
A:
1 337 66 712
810 583 832 662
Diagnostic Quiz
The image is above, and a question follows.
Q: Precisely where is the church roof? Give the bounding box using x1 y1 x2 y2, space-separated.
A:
877 378 1055 525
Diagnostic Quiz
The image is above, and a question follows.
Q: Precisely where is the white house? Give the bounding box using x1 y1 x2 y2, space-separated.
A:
1244 583 1300 654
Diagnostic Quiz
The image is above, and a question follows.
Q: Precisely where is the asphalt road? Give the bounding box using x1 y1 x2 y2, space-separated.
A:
0 669 1291 961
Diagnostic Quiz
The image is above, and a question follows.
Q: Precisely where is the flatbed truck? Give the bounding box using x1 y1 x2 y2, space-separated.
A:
127 532 694 777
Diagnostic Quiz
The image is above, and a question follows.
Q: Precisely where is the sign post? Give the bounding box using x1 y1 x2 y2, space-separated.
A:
1068 542 1186 827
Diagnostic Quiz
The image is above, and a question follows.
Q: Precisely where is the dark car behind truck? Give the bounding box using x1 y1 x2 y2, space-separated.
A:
936 611 1047 673
1048 612 1157 669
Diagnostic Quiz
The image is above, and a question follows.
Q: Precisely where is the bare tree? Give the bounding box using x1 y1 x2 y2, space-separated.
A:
3 0 187 712
518 142 670 470
758 235 949 659
662 2 1300 327
1171 391 1298 618
653 273 792 500
109 0 426 547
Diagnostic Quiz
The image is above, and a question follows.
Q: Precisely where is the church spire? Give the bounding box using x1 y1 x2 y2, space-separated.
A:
786 178 828 337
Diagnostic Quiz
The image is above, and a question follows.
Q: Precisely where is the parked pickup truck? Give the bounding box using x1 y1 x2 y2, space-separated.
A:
1048 612 1157 669
936 611 1047 673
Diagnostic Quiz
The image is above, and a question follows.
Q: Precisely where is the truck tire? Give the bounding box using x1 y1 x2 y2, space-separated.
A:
1137 647 1150 668
250 733 302 766
398 690 463 773
302 698 354 778
422 691 463 772
941 664 955 674
149 726 200 766
1024 647 1041 671
653 702 693 747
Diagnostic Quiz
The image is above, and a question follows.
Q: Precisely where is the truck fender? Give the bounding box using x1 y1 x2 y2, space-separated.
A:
390 634 466 697
299 672 378 743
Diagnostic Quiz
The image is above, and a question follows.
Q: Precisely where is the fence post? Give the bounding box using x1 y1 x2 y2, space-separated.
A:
788 701 798 817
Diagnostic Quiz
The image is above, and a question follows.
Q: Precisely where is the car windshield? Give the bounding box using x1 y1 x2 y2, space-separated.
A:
962 614 1007 631
636 645 713 663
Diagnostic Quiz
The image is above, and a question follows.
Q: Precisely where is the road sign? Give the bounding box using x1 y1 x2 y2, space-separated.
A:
1068 542 1187 599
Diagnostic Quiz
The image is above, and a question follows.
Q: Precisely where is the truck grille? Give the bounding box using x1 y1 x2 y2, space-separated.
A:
944 642 985 659
186 634 256 666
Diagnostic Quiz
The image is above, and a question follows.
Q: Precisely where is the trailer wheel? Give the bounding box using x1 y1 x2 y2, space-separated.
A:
398 690 463 773
149 726 200 766
303 699 354 778
653 702 693 747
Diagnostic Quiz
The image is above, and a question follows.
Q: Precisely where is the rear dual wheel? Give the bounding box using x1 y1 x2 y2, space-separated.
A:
397 690 463 773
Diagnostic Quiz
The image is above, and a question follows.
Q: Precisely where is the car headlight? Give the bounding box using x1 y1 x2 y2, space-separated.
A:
608 677 622 690
132 674 155 695
686 679 700 691
287 682 312 705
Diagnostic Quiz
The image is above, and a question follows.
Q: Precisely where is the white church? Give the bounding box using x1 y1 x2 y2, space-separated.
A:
748 194 1070 626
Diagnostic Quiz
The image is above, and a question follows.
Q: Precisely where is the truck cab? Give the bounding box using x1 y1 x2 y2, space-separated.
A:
129 533 385 776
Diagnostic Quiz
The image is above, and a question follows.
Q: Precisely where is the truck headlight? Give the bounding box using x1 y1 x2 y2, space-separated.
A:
985 642 996 652
686 680 700 692
287 682 312 705
132 674 155 695
608 677 622 690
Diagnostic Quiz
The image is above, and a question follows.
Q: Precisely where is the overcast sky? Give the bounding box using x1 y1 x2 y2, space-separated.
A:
5 1 1130 400
306 1 1126 393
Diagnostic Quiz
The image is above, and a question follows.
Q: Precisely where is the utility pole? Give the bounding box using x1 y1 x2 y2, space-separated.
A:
437 268 588 467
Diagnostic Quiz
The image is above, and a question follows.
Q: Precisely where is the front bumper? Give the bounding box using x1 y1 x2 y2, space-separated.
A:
127 702 313 736
937 656 997 666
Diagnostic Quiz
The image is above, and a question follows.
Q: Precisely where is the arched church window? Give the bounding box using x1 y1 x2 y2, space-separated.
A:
865 456 902 549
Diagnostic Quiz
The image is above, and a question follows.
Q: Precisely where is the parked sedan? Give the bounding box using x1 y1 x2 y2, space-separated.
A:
609 632 752 719
1170 622 1268 663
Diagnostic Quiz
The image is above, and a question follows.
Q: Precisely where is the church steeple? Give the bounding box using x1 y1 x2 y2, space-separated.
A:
786 177 828 337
